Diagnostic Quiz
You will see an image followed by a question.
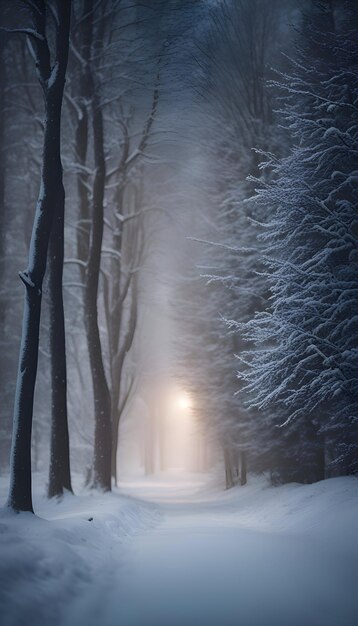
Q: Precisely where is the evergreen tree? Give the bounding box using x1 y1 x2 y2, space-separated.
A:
238 4 358 480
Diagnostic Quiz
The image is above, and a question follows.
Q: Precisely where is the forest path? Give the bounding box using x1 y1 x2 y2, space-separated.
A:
69 474 357 626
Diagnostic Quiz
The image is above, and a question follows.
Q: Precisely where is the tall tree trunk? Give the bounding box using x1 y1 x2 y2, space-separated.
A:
240 450 247 486
84 99 112 491
224 446 234 490
0 33 5 290
0 32 8 473
111 407 120 485
6 3 71 512
47 193 73 498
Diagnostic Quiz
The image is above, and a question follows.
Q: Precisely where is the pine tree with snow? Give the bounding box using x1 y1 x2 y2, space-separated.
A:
238 3 358 481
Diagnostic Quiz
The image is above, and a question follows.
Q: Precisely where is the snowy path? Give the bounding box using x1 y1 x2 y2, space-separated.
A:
1 474 357 626
67 475 358 626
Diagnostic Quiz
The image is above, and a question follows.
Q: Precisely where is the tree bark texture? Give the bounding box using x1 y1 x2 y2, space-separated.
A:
84 98 112 491
47 190 73 498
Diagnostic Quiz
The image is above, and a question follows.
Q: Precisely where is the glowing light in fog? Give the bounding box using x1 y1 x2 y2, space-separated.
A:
177 393 192 410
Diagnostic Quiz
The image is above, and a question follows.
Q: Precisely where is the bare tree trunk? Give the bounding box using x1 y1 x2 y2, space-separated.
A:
240 450 247 486
224 446 234 490
0 32 8 473
0 33 5 279
47 194 72 498
111 415 119 485
6 2 71 512
84 99 112 491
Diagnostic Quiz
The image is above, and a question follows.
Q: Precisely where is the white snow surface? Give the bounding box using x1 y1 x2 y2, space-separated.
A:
0 471 357 626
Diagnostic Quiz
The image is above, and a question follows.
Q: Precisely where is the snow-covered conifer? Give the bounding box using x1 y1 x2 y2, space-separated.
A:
238 4 358 480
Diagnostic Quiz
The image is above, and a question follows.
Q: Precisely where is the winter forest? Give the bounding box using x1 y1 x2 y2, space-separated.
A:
0 1 357 625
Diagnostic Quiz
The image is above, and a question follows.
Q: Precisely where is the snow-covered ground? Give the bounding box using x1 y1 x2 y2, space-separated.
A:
0 471 357 626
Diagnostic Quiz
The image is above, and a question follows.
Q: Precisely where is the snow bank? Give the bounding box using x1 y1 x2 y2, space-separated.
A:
195 474 358 540
0 475 161 626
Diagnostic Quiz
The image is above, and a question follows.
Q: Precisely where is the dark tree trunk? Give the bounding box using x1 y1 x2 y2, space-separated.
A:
0 33 8 472
224 446 234 490
240 450 247 486
6 2 71 513
84 99 112 491
7 282 42 512
47 193 73 498
0 33 5 271
111 409 120 485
